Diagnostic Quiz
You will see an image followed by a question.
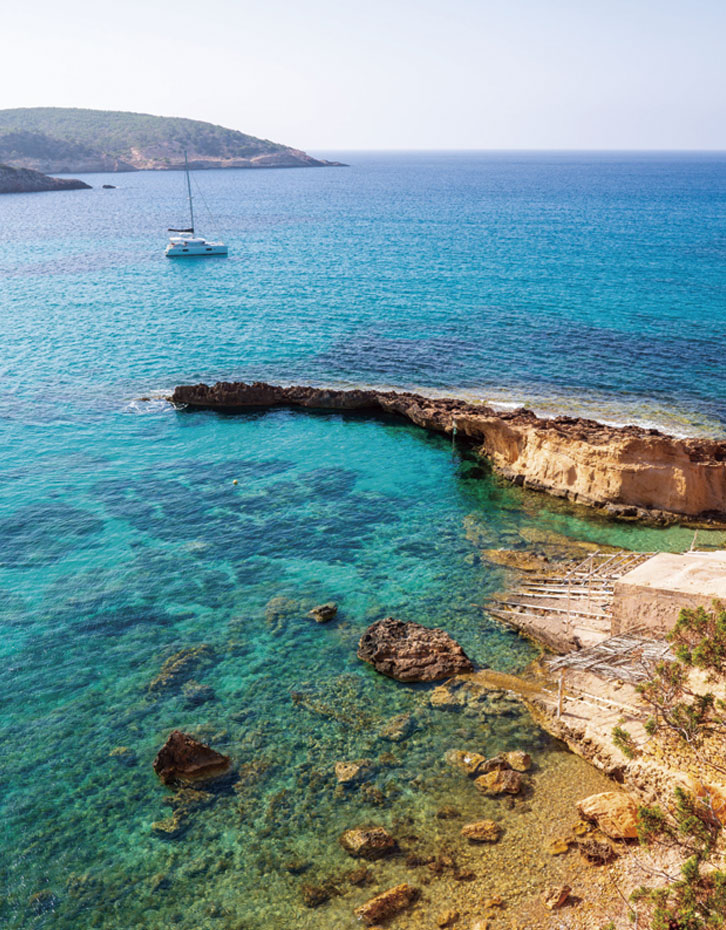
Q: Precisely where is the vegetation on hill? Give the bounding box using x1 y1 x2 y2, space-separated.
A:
0 108 342 172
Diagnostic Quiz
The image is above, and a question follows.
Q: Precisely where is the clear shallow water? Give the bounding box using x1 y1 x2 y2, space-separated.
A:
2 153 726 930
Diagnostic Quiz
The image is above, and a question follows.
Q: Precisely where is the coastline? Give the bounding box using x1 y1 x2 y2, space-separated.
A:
170 381 726 527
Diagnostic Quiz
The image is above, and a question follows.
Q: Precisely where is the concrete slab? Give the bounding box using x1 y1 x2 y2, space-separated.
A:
612 551 726 636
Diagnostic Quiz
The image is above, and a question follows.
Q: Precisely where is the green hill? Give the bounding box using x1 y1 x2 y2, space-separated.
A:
0 108 343 172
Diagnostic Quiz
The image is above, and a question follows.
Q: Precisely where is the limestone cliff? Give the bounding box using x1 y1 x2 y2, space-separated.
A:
170 381 726 524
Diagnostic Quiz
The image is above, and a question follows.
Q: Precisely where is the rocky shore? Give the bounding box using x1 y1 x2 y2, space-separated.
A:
0 163 90 194
170 381 726 524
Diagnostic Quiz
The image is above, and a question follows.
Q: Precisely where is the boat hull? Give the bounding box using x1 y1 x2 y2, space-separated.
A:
166 243 228 257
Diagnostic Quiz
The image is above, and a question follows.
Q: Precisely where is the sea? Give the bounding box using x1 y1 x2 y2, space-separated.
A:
1 151 725 930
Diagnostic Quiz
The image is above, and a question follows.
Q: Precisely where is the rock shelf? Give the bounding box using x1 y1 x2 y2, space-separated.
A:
170 381 726 524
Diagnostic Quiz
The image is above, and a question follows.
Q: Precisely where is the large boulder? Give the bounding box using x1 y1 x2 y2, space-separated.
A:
153 730 231 785
355 883 420 925
339 826 397 860
576 791 639 839
357 617 473 682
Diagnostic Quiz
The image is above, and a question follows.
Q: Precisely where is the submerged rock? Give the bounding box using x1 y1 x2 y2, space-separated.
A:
503 750 532 772
357 617 473 682
430 684 463 709
164 787 214 816
27 889 58 915
148 645 215 695
265 595 299 624
109 745 138 766
435 805 461 820
301 879 339 908
481 549 551 572
445 748 487 776
308 602 338 623
151 813 187 839
576 791 639 839
153 730 231 785
334 759 374 786
474 768 523 796
182 680 216 706
355 883 420 925
461 820 502 843
379 712 414 741
339 826 397 860
346 865 371 886
546 838 572 855
437 909 460 927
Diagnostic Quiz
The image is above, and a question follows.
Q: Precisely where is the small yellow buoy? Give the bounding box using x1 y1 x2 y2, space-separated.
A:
232 479 238 485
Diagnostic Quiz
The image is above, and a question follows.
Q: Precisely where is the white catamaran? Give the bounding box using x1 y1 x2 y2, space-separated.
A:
165 152 228 257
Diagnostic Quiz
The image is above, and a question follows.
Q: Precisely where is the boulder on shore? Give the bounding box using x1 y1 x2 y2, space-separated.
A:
153 730 231 785
357 617 473 682
576 791 639 839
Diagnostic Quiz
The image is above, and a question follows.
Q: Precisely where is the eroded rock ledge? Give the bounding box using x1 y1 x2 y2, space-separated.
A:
170 381 726 524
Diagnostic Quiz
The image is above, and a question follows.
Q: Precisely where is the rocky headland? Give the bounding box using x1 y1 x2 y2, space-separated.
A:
0 163 90 194
170 381 726 525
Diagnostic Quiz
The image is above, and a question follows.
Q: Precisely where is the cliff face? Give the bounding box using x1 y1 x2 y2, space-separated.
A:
0 163 91 194
170 381 726 524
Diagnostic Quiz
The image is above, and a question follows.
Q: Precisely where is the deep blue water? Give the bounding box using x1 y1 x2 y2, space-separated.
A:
1 152 726 930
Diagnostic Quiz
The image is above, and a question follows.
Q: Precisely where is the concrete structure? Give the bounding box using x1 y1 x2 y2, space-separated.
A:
612 551 726 636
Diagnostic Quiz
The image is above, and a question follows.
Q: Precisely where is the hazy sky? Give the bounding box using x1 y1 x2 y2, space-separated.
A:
3 0 724 151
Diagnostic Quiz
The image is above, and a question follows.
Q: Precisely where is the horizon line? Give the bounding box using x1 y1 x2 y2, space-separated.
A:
309 147 726 154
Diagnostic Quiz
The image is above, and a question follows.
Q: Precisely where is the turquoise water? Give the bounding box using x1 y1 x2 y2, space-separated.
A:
2 153 726 929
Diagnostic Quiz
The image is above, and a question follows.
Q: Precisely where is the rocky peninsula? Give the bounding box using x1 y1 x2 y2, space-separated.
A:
0 163 90 194
170 381 726 525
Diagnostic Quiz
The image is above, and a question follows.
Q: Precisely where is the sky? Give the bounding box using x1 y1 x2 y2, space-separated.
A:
3 0 725 151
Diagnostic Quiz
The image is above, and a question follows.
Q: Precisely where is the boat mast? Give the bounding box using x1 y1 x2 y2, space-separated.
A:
184 150 195 233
